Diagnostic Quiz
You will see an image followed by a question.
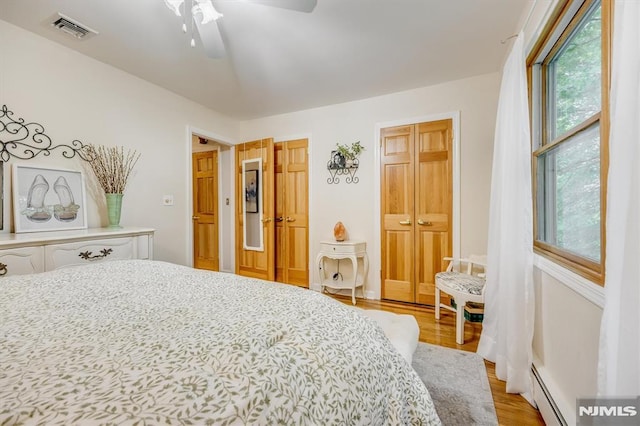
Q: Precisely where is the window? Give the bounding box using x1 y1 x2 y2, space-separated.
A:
528 0 610 283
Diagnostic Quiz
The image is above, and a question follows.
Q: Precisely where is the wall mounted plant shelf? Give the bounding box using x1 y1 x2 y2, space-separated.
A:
327 151 359 184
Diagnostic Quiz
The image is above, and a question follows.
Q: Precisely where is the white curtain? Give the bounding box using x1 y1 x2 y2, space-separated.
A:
597 0 640 397
477 31 535 403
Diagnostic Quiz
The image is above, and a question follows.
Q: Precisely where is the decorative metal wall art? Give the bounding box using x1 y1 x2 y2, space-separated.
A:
327 150 359 184
0 105 93 161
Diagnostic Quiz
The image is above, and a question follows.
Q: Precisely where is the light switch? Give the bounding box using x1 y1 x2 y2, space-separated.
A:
162 195 174 206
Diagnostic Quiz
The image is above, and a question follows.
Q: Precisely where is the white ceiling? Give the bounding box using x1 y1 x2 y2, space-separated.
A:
1 0 533 119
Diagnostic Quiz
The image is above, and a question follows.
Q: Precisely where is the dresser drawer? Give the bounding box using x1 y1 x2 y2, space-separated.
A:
45 237 134 270
320 241 366 254
0 247 45 277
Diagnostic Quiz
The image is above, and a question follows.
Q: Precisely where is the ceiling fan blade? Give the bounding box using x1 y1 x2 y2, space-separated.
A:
195 18 226 58
239 0 317 13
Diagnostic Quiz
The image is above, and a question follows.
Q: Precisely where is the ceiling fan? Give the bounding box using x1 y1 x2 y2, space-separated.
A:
164 0 317 58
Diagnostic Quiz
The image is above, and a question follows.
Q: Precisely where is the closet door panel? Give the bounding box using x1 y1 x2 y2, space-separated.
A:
284 140 309 287
275 144 285 282
416 231 449 305
235 139 275 281
415 120 453 306
286 226 308 286
418 155 448 211
382 127 413 156
275 226 285 282
382 230 414 301
273 139 308 287
381 125 415 303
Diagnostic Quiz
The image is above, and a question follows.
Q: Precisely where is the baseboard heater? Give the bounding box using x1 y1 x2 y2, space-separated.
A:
532 364 567 426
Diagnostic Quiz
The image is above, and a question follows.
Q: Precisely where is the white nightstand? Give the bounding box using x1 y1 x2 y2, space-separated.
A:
316 240 369 304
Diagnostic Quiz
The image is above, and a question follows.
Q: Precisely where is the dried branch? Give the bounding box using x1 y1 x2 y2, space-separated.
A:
84 144 141 194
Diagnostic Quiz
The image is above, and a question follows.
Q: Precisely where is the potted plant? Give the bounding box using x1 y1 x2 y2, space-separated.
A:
84 144 141 228
335 141 364 167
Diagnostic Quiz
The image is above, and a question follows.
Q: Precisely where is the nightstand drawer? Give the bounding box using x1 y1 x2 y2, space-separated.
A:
320 241 366 254
45 237 134 270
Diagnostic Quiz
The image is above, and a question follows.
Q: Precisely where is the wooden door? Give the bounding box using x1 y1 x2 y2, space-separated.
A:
380 125 415 302
275 139 309 287
192 150 219 271
415 120 453 305
380 119 453 305
275 143 286 282
235 139 275 281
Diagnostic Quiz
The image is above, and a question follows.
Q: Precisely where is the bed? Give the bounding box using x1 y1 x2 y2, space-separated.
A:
0 260 440 425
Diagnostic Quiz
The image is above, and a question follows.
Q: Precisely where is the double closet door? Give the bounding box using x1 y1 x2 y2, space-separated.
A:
235 138 309 287
380 119 453 305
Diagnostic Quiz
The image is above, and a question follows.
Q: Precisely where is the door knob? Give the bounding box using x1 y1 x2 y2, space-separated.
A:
262 217 272 223
286 216 296 222
192 216 200 220
418 219 433 226
399 219 412 225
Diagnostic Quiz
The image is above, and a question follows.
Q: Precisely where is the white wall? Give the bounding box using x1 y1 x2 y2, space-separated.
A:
532 263 602 425
0 20 238 264
238 72 500 298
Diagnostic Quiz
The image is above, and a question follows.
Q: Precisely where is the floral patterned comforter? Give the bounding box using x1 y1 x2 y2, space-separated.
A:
0 260 440 425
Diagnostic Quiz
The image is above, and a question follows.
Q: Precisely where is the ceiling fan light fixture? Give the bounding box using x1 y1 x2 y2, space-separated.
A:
164 0 184 17
193 0 223 24
164 0 314 57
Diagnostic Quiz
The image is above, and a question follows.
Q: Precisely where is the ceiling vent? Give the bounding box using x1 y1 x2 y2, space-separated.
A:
51 13 98 40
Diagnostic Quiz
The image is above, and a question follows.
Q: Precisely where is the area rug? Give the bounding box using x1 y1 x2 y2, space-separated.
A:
412 342 498 425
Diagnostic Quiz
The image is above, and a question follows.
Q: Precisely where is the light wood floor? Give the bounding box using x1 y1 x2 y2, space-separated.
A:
331 295 545 426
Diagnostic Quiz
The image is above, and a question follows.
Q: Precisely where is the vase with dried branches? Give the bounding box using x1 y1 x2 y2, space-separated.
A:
84 144 141 228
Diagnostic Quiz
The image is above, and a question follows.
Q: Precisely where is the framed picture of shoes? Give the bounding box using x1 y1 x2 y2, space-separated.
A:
12 165 88 233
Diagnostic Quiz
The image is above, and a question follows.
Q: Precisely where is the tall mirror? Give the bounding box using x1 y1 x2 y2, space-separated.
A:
242 158 263 251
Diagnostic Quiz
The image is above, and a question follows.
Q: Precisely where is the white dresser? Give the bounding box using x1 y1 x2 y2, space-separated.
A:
316 240 369 305
0 227 154 277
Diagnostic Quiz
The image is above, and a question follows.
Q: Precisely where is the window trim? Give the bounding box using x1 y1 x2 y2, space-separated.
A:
528 0 611 285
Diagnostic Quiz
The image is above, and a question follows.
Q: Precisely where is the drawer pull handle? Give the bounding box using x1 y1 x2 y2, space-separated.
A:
79 248 113 261
418 219 433 226
0 262 7 276
399 219 412 225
